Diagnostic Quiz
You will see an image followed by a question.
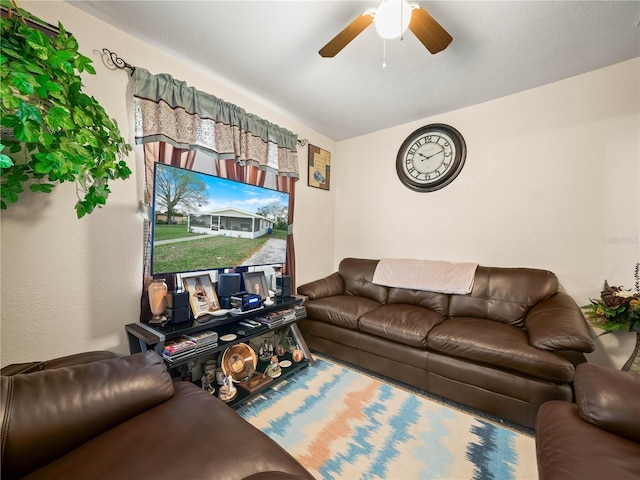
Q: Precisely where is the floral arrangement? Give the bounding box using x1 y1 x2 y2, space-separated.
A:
582 264 640 332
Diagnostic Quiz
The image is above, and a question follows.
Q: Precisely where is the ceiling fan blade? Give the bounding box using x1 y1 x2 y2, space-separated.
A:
409 6 452 54
319 14 374 58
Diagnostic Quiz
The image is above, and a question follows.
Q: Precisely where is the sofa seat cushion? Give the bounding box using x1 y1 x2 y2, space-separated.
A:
304 295 381 330
426 318 575 382
359 304 446 348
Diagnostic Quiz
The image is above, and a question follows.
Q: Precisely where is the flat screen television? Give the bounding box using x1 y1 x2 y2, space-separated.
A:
151 163 289 276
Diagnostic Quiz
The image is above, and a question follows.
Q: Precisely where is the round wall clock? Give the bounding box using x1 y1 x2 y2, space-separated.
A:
396 123 467 192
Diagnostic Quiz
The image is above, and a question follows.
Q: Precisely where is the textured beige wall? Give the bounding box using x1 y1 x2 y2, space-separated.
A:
334 58 639 302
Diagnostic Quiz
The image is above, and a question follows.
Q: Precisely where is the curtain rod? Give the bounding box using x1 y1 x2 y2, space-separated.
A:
102 48 309 148
102 48 136 76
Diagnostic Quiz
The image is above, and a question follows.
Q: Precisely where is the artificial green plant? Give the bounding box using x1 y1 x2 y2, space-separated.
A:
582 264 640 333
0 0 131 218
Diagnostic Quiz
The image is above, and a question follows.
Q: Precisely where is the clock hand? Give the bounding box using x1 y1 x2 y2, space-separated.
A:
418 150 444 161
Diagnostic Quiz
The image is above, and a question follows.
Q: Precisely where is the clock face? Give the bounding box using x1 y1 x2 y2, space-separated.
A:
396 124 466 192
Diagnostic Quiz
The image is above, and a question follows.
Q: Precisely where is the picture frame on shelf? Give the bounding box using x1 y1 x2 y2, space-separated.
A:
308 144 331 191
182 274 220 319
242 271 270 301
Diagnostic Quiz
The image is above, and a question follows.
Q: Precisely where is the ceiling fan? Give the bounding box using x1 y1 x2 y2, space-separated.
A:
319 0 452 58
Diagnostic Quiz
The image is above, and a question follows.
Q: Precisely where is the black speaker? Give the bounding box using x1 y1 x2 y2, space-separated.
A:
167 291 189 309
276 275 292 297
167 306 191 323
217 273 241 308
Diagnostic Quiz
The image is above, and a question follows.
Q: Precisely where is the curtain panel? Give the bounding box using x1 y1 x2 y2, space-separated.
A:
133 68 299 179
133 68 299 322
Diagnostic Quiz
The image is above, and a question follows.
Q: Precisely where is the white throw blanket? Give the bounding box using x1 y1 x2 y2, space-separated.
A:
372 259 478 294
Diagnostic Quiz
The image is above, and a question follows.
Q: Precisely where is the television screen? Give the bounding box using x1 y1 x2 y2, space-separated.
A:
151 163 289 276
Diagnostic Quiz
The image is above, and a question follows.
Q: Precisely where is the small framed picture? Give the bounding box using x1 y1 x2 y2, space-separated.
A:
242 271 270 301
182 274 220 318
308 144 331 191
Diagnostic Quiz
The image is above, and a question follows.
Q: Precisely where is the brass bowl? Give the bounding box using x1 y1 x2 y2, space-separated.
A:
221 343 257 383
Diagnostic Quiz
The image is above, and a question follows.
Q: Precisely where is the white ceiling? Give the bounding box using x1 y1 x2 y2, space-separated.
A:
69 1 640 141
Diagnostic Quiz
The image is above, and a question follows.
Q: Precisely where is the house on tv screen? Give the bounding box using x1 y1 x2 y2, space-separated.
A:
188 207 275 239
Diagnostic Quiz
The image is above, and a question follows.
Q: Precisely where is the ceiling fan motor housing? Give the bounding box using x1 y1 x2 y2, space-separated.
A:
375 0 413 39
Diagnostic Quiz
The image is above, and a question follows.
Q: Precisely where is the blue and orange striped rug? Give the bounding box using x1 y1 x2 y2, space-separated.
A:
237 356 537 480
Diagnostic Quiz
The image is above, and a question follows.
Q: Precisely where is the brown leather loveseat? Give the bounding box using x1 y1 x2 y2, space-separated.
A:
297 258 595 429
536 363 640 479
1 351 313 480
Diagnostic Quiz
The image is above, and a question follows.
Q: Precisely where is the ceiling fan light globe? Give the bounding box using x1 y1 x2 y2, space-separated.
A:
375 0 412 39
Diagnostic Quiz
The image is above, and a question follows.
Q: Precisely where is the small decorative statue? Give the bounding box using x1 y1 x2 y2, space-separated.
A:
218 374 237 402
201 371 215 395
264 355 282 378
292 349 304 362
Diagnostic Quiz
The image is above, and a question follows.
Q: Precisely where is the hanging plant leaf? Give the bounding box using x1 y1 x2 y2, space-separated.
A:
1 1 132 218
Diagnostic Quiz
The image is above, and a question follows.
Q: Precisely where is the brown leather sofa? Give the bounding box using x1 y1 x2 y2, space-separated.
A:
297 258 595 429
1 351 313 480
536 363 640 479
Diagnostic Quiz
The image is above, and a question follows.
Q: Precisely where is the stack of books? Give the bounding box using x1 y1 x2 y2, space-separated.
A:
293 304 307 319
185 331 218 355
162 337 196 363
256 308 297 328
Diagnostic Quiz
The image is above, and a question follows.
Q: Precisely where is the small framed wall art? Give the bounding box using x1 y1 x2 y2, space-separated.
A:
182 274 220 318
308 144 331 191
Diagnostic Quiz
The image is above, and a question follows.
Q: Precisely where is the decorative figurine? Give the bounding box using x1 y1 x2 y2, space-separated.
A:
201 372 214 394
292 349 304 362
218 374 237 402
264 355 282 378
259 340 272 362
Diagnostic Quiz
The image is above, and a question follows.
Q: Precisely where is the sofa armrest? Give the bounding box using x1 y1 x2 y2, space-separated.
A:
0 351 173 479
525 292 595 352
297 272 344 299
575 363 640 444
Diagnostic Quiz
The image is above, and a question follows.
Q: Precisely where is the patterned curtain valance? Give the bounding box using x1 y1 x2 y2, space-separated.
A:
133 68 299 178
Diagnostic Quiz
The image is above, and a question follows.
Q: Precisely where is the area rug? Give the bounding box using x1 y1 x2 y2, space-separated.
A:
236 356 537 480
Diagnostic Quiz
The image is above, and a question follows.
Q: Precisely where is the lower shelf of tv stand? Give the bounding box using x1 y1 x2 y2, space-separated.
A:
192 353 309 409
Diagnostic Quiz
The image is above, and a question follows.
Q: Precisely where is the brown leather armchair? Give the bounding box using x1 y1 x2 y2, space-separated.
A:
535 363 640 479
1 351 312 480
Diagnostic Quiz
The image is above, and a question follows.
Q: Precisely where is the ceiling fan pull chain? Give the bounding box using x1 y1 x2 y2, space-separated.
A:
400 0 404 41
382 39 387 68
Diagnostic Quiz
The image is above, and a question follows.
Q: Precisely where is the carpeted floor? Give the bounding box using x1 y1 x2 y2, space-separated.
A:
237 356 537 480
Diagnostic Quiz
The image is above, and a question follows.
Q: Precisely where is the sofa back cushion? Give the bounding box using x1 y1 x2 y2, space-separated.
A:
339 258 388 304
448 266 559 327
0 351 174 479
387 287 449 316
